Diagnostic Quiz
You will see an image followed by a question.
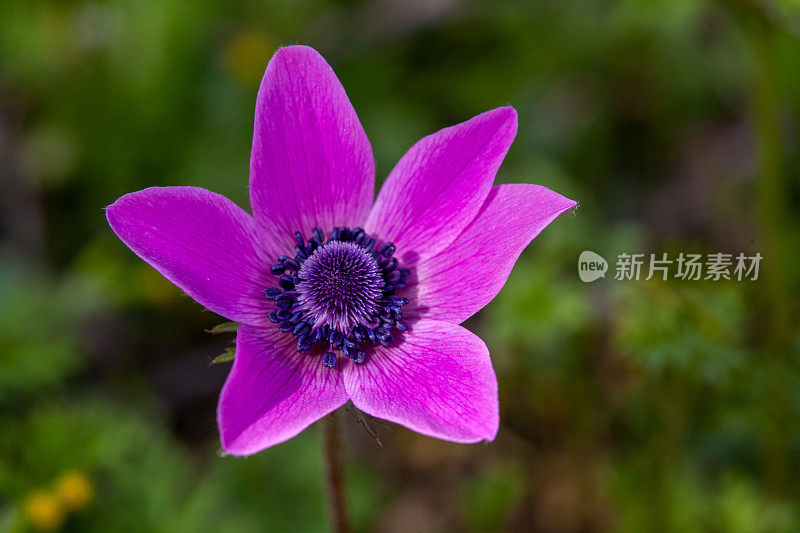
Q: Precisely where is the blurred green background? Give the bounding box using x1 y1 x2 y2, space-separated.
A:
2 0 800 531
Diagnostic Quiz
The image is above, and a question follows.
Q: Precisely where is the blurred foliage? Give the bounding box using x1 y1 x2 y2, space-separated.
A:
0 401 360 532
2 0 800 531
0 252 83 408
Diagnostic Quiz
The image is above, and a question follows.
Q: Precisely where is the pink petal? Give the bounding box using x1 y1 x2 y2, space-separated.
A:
407 184 576 323
343 319 498 443
106 186 280 326
365 107 517 266
249 45 374 252
218 325 348 455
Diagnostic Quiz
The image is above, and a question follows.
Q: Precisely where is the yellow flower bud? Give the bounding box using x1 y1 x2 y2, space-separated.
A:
225 31 276 85
24 490 66 531
55 471 93 511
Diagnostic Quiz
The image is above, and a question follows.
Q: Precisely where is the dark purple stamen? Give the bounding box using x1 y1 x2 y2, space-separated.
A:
264 226 410 367
322 351 337 368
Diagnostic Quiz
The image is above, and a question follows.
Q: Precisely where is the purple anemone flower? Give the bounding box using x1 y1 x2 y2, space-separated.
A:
106 45 576 456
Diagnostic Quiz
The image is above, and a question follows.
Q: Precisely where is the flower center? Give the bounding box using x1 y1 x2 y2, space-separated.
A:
263 227 410 368
297 241 384 331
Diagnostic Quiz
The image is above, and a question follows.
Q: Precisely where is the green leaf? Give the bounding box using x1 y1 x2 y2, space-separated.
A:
211 347 235 365
207 322 239 335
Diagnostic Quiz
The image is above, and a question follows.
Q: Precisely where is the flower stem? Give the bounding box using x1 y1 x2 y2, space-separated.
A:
729 0 793 494
323 410 350 533
749 11 792 496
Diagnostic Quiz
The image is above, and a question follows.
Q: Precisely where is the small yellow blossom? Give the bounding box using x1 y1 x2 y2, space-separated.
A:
24 490 65 531
55 471 93 511
225 31 275 85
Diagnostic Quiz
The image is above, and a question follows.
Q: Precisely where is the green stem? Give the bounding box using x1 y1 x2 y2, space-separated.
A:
748 8 791 494
323 411 351 533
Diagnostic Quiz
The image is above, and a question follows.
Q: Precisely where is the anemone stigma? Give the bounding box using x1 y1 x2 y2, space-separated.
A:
264 226 410 368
